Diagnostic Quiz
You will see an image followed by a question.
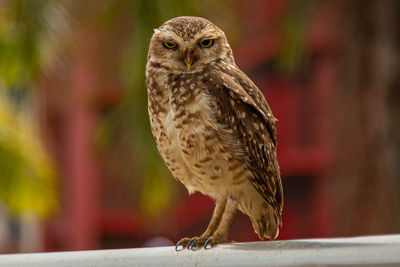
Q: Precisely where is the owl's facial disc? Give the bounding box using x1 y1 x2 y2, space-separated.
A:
149 18 232 73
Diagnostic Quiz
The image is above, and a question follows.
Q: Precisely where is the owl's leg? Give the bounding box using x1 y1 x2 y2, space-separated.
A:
204 197 237 249
175 200 227 251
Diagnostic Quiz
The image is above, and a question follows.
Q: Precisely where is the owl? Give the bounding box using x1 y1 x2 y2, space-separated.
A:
146 16 283 250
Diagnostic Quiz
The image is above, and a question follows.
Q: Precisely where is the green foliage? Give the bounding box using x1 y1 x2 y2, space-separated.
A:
0 0 46 88
275 0 315 73
0 96 58 217
0 0 58 217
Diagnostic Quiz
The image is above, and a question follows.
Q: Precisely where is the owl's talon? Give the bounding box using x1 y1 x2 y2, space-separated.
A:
188 238 197 250
175 238 190 251
175 240 185 251
204 238 213 249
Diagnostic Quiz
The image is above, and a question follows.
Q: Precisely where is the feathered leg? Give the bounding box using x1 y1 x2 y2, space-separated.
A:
175 200 227 250
204 197 237 248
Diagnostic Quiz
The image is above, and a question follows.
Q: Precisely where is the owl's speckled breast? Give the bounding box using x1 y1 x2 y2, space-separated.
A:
148 72 249 200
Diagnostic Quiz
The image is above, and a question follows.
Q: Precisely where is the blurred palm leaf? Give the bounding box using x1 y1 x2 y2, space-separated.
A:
276 0 314 73
0 94 58 217
0 0 60 217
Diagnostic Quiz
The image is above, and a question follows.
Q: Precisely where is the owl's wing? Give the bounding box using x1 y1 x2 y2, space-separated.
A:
208 66 283 220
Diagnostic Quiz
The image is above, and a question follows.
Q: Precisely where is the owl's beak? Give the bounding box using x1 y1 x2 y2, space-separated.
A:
184 51 193 70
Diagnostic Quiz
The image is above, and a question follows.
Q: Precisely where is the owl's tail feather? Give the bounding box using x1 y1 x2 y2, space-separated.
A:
251 205 280 240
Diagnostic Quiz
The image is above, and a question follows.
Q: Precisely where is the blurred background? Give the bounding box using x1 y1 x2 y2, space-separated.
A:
0 0 399 253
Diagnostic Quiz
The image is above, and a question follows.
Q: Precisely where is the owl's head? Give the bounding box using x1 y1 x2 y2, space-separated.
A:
148 16 234 73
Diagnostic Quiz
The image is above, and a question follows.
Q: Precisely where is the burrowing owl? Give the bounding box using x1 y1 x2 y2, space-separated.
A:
146 16 283 250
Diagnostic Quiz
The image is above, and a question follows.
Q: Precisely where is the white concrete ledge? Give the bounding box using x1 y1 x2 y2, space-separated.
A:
1 234 400 267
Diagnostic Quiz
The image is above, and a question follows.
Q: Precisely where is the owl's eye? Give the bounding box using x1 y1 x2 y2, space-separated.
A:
199 39 214 48
162 41 177 49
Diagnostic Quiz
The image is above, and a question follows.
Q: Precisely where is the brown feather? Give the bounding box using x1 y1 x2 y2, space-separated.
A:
205 67 283 223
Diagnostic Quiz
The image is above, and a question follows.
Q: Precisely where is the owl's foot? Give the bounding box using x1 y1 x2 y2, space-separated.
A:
175 237 208 251
175 236 227 251
188 237 209 250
